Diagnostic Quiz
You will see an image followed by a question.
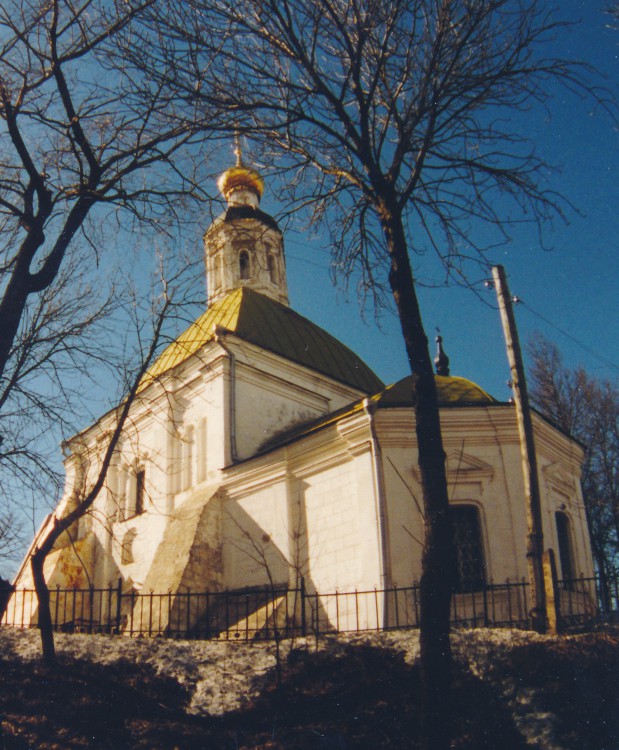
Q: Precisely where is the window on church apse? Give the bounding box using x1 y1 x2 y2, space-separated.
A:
182 425 194 491
214 252 223 291
117 465 128 521
124 466 146 518
196 418 207 484
267 253 277 283
134 468 145 515
555 511 576 587
449 504 485 593
239 250 250 279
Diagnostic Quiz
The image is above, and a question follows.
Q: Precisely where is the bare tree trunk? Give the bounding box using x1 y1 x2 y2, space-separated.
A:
31 547 56 664
597 560 611 613
380 205 454 750
0 260 39 380
24 291 172 662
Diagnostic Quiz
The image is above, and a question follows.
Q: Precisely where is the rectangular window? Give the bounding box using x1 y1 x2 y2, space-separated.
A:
135 469 146 515
182 426 194 491
555 511 575 586
168 425 182 495
196 418 207 484
449 505 485 593
119 466 128 522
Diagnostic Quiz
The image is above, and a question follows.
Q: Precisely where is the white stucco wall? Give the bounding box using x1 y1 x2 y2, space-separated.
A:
222 477 291 590
6 324 594 637
225 337 370 461
376 404 592 590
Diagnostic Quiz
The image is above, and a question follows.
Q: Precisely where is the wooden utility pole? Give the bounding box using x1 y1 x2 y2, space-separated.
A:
492 265 547 634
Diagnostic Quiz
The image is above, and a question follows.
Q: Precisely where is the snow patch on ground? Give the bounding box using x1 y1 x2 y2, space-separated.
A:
0 626 589 748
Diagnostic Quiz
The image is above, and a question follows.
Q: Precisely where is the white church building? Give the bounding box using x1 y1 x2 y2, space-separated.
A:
5 158 595 635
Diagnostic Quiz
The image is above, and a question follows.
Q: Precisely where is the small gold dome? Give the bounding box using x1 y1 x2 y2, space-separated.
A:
217 165 264 202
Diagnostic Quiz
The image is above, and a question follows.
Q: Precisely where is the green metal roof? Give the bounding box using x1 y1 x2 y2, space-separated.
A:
140 287 384 393
377 374 497 407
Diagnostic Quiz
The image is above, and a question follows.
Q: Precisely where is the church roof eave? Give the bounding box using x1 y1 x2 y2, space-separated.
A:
204 205 282 235
138 287 384 395
253 373 502 459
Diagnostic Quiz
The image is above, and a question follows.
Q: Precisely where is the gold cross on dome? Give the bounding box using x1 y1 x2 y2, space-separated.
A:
234 131 243 167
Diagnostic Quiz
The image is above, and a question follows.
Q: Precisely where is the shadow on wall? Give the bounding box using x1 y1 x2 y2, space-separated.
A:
0 576 13 618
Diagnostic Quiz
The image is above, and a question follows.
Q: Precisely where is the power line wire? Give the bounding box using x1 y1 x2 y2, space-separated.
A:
286 252 329 271
520 301 619 375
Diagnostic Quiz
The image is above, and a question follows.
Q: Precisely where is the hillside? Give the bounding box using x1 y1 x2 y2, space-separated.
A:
0 627 617 749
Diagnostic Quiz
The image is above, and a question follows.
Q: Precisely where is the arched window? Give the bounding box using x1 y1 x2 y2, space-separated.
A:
239 250 250 280
555 511 576 584
126 466 146 517
168 420 183 496
449 505 485 592
118 465 129 521
214 252 223 291
134 468 146 515
196 417 207 484
267 253 277 284
182 425 194 491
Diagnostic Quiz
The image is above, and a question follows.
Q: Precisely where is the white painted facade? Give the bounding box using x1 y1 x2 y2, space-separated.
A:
5 163 595 633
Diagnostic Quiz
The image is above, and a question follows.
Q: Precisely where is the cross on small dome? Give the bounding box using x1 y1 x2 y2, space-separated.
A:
434 333 450 376
217 137 264 206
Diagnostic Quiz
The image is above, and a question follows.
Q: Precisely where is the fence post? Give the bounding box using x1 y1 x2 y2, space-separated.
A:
205 590 211 639
88 585 95 633
20 589 26 628
54 585 60 630
115 578 123 634
106 582 113 632
71 587 77 627
374 588 379 632
301 577 307 637
314 591 320 636
482 581 489 627
542 549 560 635
165 589 171 637
335 590 340 631
393 584 400 628
597 568 611 613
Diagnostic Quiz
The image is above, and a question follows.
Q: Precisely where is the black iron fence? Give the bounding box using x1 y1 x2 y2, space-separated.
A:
2 573 615 641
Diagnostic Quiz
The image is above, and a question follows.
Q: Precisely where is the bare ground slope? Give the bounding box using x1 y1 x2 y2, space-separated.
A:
0 627 617 749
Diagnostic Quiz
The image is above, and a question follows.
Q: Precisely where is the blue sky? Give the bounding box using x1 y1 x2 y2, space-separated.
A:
252 1 619 402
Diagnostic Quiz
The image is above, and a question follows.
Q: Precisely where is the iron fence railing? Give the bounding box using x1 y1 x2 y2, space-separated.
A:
2 573 615 641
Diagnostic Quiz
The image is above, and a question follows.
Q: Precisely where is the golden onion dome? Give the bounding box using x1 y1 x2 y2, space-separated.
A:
217 165 265 202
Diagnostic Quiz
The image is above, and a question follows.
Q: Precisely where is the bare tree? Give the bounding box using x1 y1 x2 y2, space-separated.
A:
152 2 605 747
28 254 203 663
0 504 23 617
0 0 233 565
0 247 117 503
528 333 619 604
0 0 226 388
0 508 25 569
